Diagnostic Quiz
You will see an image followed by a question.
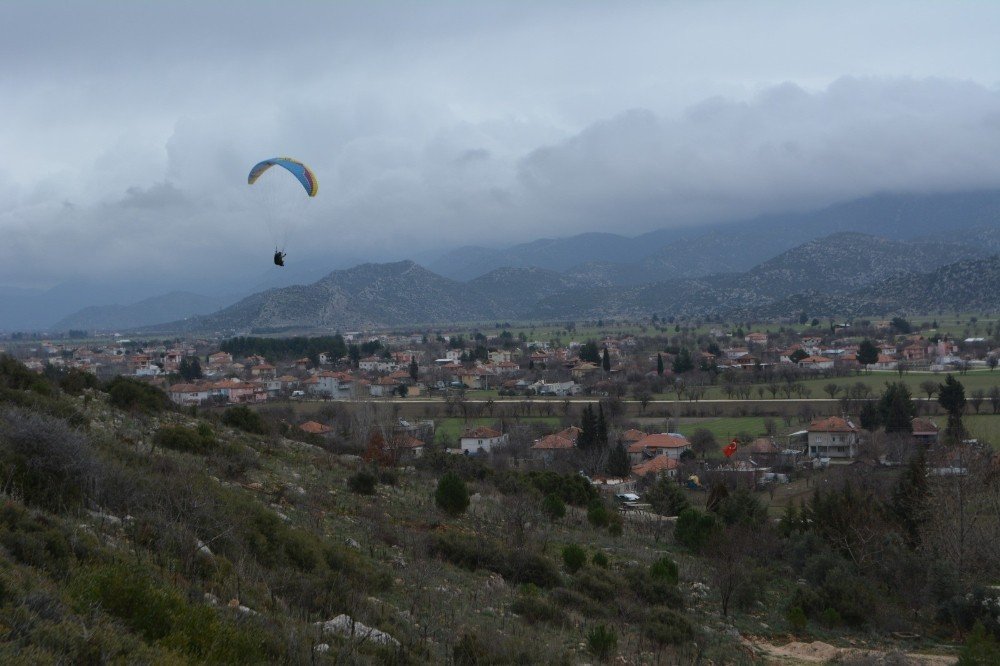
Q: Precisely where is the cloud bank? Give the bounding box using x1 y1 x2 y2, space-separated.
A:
1 2 999 289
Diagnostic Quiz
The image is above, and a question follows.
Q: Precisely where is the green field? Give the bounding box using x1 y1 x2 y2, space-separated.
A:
930 413 1000 448
689 369 1000 400
433 416 562 443
671 416 779 442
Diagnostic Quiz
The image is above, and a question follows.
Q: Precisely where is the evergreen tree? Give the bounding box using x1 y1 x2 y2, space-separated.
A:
645 477 690 516
891 449 929 547
858 400 881 431
596 404 608 448
606 442 629 477
409 357 419 381
672 348 694 374
656 353 664 376
602 347 611 372
435 472 470 517
857 339 879 371
579 341 601 364
577 405 597 450
938 374 967 441
877 382 915 433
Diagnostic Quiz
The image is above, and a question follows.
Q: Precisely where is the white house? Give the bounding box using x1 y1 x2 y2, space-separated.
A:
806 416 859 458
168 383 211 406
459 427 508 454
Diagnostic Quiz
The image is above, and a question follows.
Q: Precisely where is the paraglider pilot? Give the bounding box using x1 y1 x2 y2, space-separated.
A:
273 250 286 266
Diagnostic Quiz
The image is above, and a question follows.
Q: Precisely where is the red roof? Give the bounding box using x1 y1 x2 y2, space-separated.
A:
631 456 679 477
395 435 424 448
463 427 501 439
620 428 646 443
531 434 574 450
299 420 332 435
628 433 689 453
808 416 858 433
556 426 582 443
169 383 204 393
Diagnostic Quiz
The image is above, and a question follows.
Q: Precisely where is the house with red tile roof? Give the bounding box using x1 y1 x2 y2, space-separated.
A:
460 427 508 454
618 429 646 444
807 416 859 458
530 434 575 464
394 434 426 459
631 455 680 479
797 355 834 370
167 383 211 406
627 433 690 464
911 418 940 446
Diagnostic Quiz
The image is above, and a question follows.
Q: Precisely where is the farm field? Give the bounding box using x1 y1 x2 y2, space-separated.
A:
433 416 562 443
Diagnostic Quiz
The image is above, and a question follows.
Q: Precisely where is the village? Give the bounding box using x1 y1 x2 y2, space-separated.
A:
4 316 998 513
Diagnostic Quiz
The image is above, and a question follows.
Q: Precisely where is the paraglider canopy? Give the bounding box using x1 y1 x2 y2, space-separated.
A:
247 157 318 262
248 157 318 197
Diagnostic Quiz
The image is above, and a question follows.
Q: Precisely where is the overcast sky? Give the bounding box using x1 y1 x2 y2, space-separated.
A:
2 1 1000 289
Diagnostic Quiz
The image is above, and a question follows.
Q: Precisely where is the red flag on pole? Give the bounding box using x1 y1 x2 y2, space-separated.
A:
723 438 738 458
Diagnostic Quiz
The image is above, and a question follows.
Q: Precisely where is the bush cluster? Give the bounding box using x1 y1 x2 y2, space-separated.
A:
430 532 560 588
153 424 219 455
220 406 268 435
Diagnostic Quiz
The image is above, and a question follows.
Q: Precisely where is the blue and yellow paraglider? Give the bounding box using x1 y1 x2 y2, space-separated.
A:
247 157 318 266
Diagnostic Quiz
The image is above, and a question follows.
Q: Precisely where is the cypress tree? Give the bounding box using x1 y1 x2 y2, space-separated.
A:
602 347 611 372
938 374 967 441
656 353 664 376
606 442 630 477
596 404 608 448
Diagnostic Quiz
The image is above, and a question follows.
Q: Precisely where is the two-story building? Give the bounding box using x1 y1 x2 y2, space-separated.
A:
460 427 508 454
806 416 859 458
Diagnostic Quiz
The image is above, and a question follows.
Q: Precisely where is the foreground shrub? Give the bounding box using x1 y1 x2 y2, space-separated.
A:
69 563 266 662
574 568 622 603
542 493 566 520
527 471 598 506
586 624 618 659
454 633 491 666
348 469 377 495
431 532 559 587
787 605 807 632
153 424 218 455
643 608 694 646
592 552 609 568
104 377 170 414
435 471 470 517
562 544 587 573
645 477 690 516
649 556 679 585
220 406 268 434
0 407 98 510
512 585 565 625
674 508 720 553
959 622 1000 665
625 566 684 608
587 499 611 528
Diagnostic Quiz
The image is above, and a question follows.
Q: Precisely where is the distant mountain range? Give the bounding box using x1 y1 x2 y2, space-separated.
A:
51 292 231 332
429 189 1000 283
146 230 998 334
15 188 1000 332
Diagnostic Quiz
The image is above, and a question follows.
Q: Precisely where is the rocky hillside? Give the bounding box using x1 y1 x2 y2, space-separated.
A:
732 232 981 298
748 255 1000 319
170 261 492 333
154 232 996 333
